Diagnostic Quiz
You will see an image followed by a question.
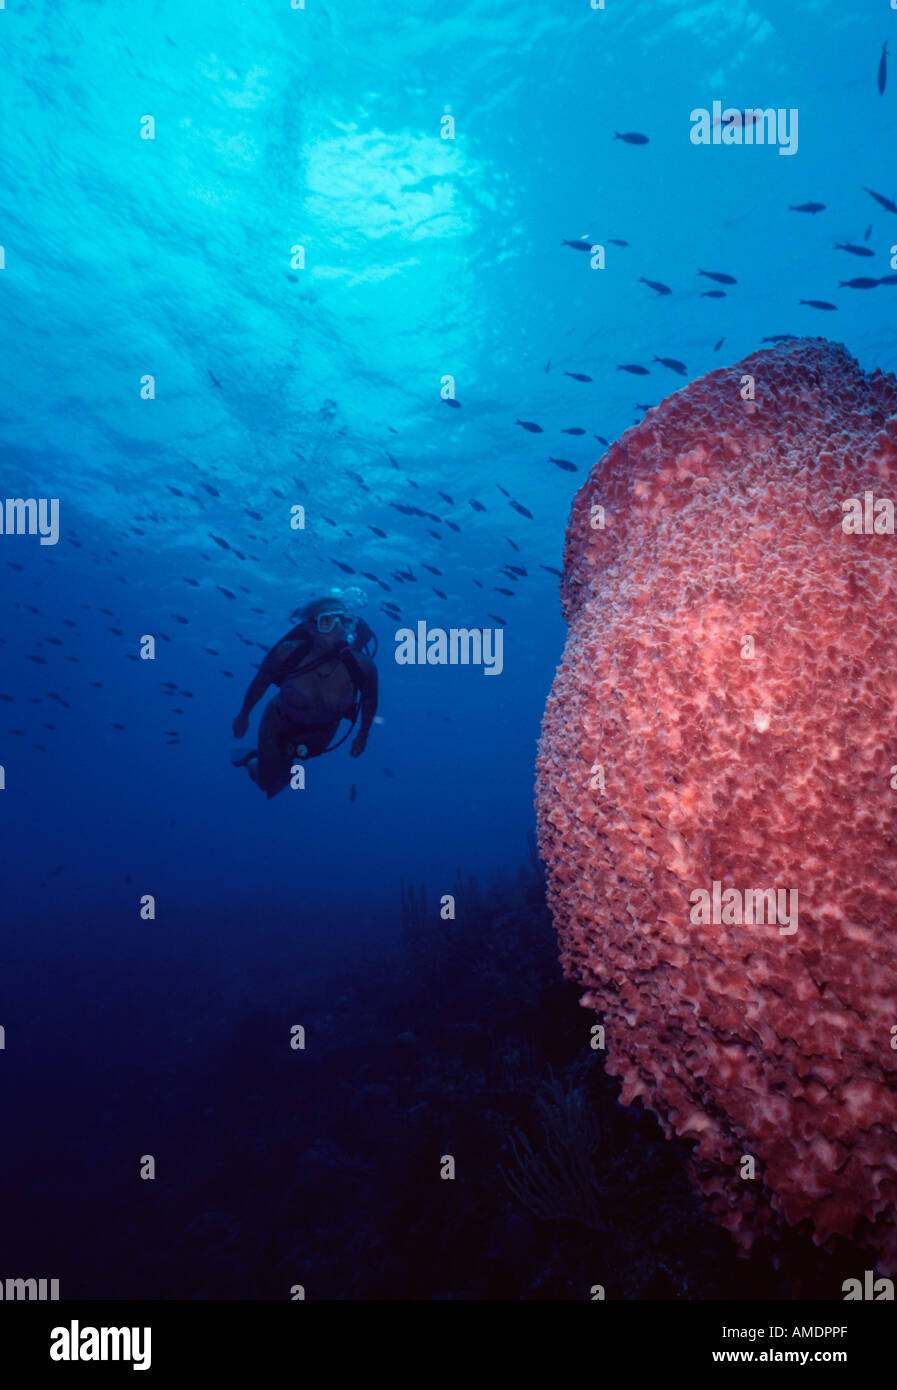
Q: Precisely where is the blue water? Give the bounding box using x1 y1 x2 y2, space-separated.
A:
1 0 894 1299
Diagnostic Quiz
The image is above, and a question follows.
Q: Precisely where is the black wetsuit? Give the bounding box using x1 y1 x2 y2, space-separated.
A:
245 626 378 798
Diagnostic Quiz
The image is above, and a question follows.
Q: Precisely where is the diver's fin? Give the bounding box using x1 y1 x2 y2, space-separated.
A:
230 747 256 768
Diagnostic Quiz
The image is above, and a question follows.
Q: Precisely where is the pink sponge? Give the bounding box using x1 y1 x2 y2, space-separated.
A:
536 338 897 1262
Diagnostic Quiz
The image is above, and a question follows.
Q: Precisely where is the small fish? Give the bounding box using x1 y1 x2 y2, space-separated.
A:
799 299 837 310
244 509 263 520
505 537 520 552
445 520 460 533
210 534 231 551
488 614 507 626
594 434 608 445
184 577 200 586
617 363 649 375
541 565 563 577
331 559 356 573
443 397 462 409
349 785 357 802
438 491 455 504
208 370 222 388
561 427 586 435
496 485 511 498
564 371 592 382
549 458 579 472
383 768 394 777
608 239 628 247
865 224 872 241
701 290 726 298
698 270 737 284
654 356 687 375
879 41 888 96
387 453 400 469
864 187 897 214
219 671 234 678
470 499 486 512
167 485 185 498
545 359 551 373
614 131 649 144
561 238 592 252
111 723 126 731
422 564 443 576
496 587 514 596
217 586 236 599
510 500 534 519
368 525 388 538
473 579 483 588
433 588 447 599
516 419 543 433
878 273 897 284
427 530 441 540
761 334 797 342
789 202 826 213
839 277 880 289
835 242 875 258
639 277 671 295
507 564 527 577
202 483 220 497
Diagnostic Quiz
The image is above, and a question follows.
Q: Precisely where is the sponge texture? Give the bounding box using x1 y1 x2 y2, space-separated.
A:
535 338 897 1260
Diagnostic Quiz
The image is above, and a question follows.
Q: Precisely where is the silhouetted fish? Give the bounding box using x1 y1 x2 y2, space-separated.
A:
561 427 585 434
488 614 507 626
445 520 460 532
510 500 534 519
865 224 872 241
878 273 897 284
608 239 628 247
443 398 461 409
564 371 592 382
654 356 687 374
331 559 356 573
422 564 442 575
217 586 236 599
202 483 220 497
208 369 222 388
438 491 455 504
516 419 543 432
541 565 563 577
368 526 388 538
789 202 825 213
210 535 230 551
639 277 671 295
505 537 520 552
698 270 737 284
879 41 888 95
864 187 897 214
433 588 447 599
701 290 726 298
617 363 649 374
799 299 837 309
549 458 578 472
615 131 649 144
594 435 608 445
470 499 486 512
561 239 592 252
840 277 880 288
349 785 357 802
835 242 875 257
496 485 510 498
496 587 514 596
167 485 185 497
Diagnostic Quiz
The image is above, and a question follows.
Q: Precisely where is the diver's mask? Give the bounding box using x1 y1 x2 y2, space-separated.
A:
317 609 357 639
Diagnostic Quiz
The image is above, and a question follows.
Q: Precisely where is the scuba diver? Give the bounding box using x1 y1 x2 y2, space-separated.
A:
231 594 379 799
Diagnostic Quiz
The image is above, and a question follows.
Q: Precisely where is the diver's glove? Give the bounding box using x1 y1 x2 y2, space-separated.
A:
349 733 367 758
233 712 249 739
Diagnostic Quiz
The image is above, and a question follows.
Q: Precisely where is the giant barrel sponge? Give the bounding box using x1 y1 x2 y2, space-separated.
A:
535 338 897 1264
